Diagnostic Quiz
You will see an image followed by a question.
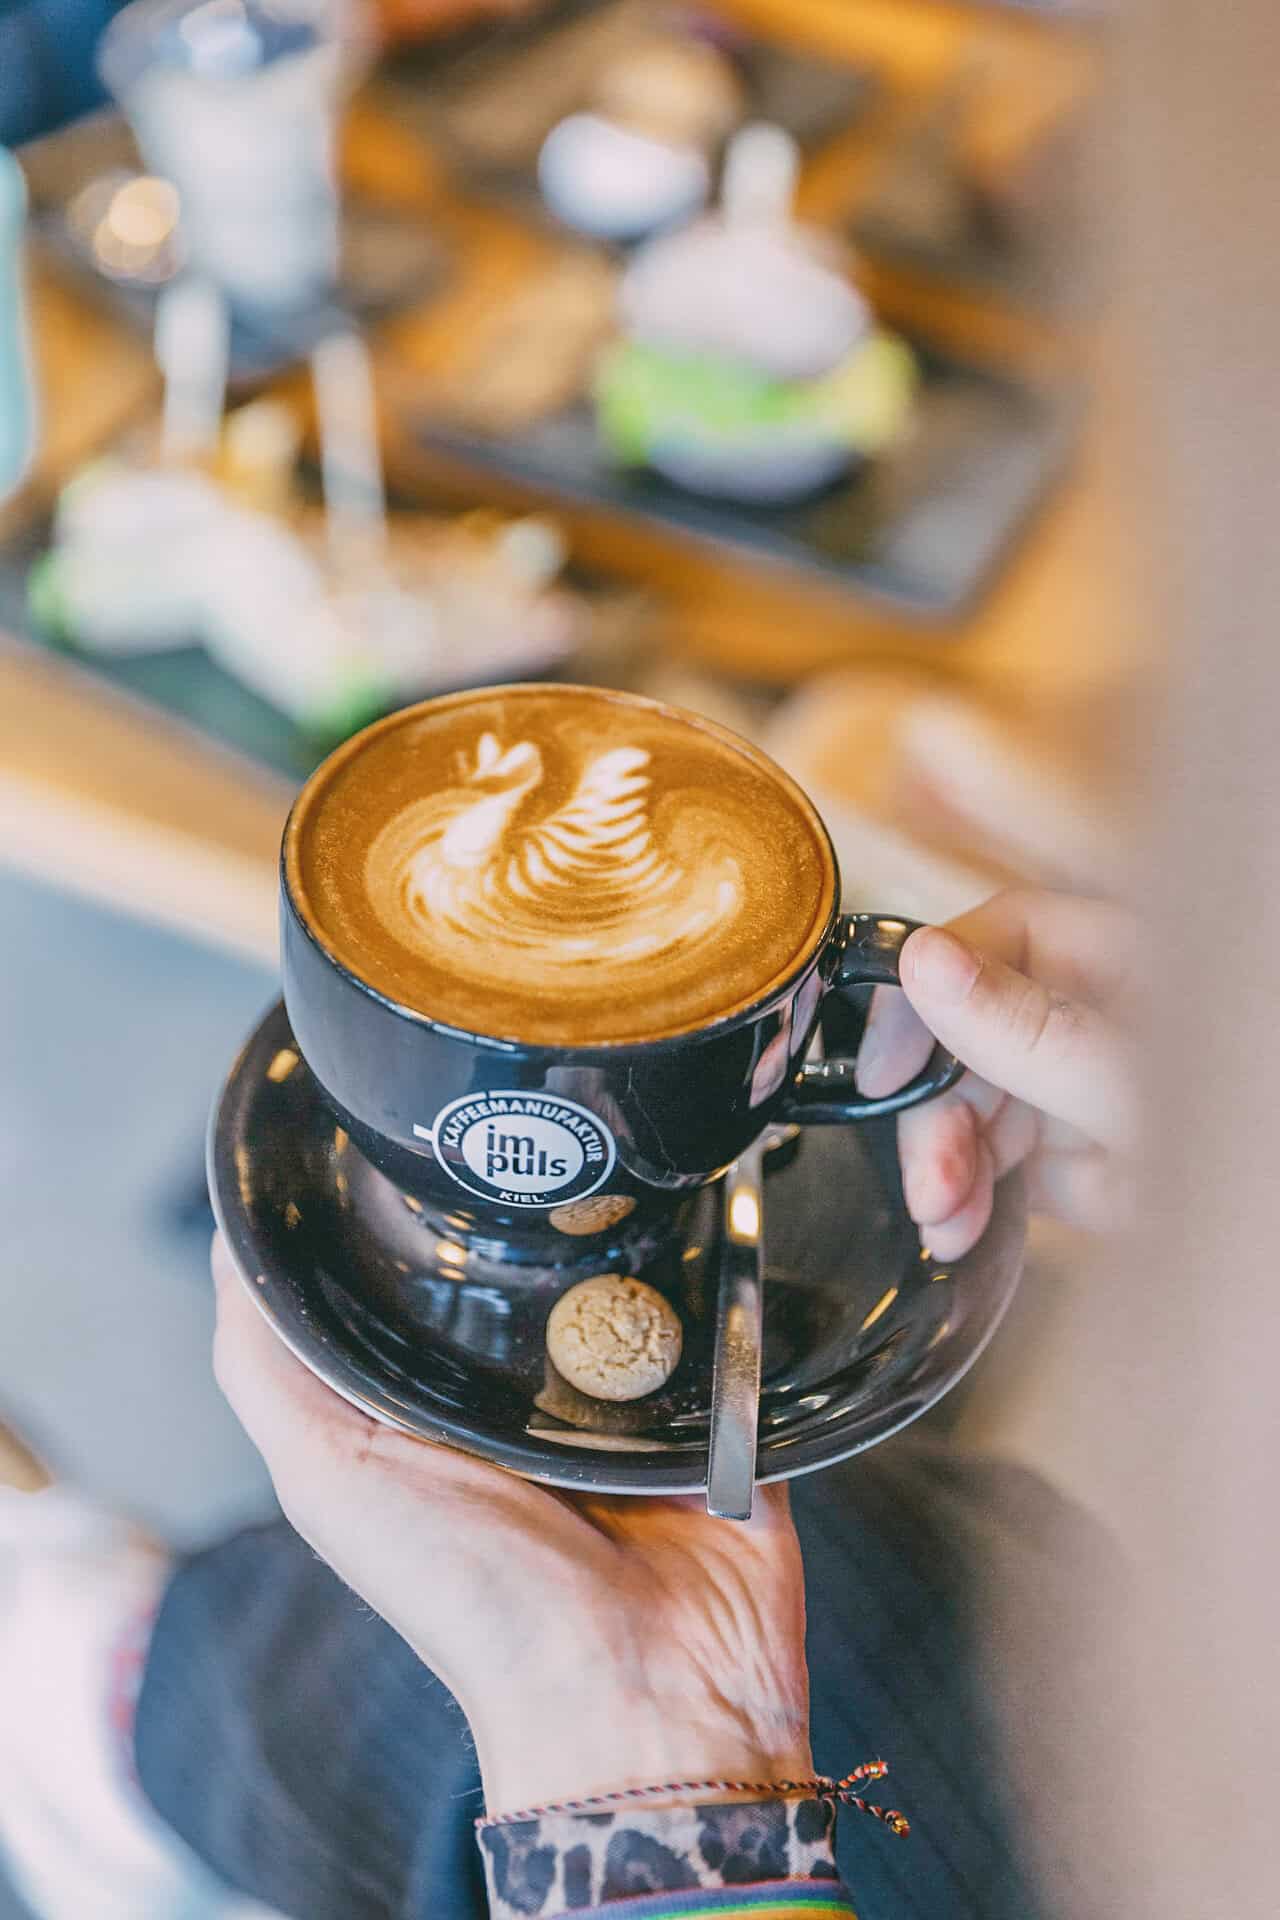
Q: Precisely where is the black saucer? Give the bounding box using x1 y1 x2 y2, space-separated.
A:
210 1001 1026 1495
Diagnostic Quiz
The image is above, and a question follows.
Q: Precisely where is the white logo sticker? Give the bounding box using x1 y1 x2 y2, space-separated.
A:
423 1090 616 1208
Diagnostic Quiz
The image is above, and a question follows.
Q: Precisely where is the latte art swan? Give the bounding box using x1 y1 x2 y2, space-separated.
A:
290 685 835 1044
366 730 744 982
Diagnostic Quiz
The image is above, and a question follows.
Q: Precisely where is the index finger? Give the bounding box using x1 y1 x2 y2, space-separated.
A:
900 925 1136 1149
943 889 1140 1010
855 889 1138 1101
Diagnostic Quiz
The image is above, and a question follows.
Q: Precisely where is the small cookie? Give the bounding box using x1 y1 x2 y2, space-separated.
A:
595 39 745 148
549 1193 637 1237
546 1274 682 1402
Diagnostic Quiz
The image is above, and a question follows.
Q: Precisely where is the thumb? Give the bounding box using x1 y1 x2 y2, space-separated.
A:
899 925 1136 1149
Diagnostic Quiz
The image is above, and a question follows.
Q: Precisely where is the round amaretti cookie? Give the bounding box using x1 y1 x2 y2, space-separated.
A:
545 1273 682 1402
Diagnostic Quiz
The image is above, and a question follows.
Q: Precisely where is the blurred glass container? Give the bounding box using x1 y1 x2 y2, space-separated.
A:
98 0 373 317
0 148 36 501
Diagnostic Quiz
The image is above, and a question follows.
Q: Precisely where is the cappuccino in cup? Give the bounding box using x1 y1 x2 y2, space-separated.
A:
287 683 835 1046
277 683 958 1238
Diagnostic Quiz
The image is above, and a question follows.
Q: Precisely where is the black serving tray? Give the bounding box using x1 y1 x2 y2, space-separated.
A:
411 341 1080 621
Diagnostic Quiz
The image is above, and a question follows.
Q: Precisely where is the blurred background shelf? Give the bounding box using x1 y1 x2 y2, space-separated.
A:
2 0 1125 950
377 0 879 216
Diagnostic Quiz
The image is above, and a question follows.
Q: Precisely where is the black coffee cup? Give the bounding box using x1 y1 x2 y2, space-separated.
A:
280 706 960 1262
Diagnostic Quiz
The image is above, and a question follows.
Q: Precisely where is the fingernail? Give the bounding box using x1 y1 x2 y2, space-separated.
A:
903 926 981 1004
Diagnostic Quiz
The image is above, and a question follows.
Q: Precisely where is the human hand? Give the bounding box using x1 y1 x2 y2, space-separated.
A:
856 890 1138 1260
211 1238 811 1815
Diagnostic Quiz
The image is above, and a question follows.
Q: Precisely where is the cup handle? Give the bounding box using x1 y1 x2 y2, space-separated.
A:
779 914 964 1124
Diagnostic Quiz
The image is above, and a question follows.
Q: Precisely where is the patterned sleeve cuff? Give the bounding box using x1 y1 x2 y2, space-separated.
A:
477 1796 842 1920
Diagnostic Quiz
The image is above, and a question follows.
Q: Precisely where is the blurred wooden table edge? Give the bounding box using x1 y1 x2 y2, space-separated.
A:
384 421 1133 694
727 0 1095 83
0 644 285 966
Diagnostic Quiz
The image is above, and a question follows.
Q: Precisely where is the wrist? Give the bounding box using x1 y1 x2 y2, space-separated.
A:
474 1697 813 1817
446 1545 813 1817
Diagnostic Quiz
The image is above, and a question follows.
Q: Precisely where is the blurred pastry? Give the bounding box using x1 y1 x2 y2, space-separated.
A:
538 31 742 244
538 113 709 244
765 665 1133 919
889 689 1136 897
416 252 618 436
765 666 1007 922
594 35 745 149
596 125 917 504
30 456 580 736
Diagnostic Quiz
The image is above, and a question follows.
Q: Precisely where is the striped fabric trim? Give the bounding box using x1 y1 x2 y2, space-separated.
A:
557 1882 858 1920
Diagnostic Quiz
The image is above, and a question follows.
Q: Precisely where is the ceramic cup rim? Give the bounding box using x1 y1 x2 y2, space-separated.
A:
281 681 843 1057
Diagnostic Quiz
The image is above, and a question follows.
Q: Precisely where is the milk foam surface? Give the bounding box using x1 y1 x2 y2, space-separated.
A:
288 686 833 1045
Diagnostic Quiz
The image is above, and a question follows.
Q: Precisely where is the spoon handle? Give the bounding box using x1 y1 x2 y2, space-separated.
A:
706 1137 766 1521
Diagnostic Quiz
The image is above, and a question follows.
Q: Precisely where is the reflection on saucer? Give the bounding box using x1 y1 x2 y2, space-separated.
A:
211 1000 1027 1495
525 1421 690 1453
549 1193 637 1236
